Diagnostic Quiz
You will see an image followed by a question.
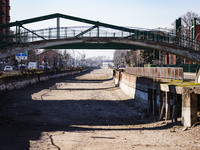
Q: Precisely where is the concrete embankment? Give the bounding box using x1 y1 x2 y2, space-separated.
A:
0 68 88 92
114 70 200 127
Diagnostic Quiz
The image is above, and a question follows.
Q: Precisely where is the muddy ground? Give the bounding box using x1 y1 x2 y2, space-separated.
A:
0 68 200 150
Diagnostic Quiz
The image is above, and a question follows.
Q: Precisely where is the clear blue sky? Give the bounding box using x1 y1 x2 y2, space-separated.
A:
10 0 200 59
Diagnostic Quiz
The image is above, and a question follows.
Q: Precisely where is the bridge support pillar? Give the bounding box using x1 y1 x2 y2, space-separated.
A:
172 93 178 122
165 92 171 120
147 89 153 115
159 90 165 121
148 89 159 117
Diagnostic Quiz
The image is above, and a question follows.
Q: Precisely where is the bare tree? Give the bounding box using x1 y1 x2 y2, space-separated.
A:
125 50 138 67
181 11 199 37
28 50 37 62
113 50 128 67
63 50 71 67
171 11 199 37
171 11 199 64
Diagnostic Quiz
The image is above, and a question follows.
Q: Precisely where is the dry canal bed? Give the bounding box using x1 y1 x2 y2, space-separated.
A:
0 69 200 150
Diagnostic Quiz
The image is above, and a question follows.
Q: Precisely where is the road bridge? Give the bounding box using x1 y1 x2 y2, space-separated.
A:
0 13 200 62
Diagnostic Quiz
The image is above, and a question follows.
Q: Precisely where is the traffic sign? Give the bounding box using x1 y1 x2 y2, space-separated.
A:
15 52 28 60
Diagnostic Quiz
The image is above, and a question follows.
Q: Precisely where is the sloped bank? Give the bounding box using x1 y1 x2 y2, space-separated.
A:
114 70 200 127
0 68 88 92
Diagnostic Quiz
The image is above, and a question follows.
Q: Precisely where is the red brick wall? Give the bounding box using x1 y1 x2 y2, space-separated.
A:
39 50 62 66
0 0 10 34
125 67 183 80
196 25 200 41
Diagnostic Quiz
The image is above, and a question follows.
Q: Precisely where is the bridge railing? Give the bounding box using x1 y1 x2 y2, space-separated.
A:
17 26 132 40
1 26 200 51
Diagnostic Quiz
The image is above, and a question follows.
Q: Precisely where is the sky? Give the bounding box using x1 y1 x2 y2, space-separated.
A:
10 0 200 59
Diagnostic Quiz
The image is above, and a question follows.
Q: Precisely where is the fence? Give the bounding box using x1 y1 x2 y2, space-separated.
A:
125 67 183 80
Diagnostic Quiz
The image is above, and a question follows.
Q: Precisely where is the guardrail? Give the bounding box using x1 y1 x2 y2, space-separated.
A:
125 67 183 80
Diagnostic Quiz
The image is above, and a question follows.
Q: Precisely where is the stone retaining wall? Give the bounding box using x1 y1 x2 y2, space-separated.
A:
0 69 88 92
114 70 200 127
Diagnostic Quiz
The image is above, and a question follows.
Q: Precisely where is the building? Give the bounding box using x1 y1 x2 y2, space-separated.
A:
165 53 176 65
0 0 10 35
38 50 63 68
191 18 200 43
189 18 200 58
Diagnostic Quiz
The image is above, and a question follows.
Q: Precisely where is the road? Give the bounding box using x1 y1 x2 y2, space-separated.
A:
0 69 200 150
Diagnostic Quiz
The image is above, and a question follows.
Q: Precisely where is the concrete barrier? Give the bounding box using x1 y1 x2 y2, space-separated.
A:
114 70 200 127
115 72 151 108
195 69 200 83
0 69 87 92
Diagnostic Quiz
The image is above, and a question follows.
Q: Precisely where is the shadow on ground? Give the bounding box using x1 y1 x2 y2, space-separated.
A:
0 69 180 150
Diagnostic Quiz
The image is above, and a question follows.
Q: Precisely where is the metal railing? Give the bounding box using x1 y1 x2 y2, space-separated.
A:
1 26 200 52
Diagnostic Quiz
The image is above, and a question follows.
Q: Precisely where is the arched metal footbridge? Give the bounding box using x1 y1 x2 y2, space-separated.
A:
0 13 200 62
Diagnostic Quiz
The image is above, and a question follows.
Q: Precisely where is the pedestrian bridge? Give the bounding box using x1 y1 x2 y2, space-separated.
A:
0 13 200 62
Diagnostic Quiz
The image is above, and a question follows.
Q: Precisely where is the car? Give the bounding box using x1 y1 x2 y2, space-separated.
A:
39 65 44 69
20 65 27 70
4 65 13 71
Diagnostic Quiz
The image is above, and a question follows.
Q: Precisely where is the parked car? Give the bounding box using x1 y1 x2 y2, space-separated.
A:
20 65 27 70
39 65 45 69
4 65 13 71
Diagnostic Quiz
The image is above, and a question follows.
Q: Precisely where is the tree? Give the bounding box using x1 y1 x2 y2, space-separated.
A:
140 49 152 64
181 11 199 37
125 50 141 67
28 50 37 62
8 55 18 69
172 11 199 37
172 11 199 64
113 50 128 67
140 49 160 65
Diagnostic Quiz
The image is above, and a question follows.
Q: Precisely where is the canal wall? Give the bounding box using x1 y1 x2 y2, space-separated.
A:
114 71 200 127
0 68 88 92
126 67 183 80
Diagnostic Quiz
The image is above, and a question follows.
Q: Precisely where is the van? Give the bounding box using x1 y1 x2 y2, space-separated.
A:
28 62 37 69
